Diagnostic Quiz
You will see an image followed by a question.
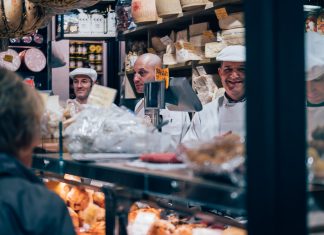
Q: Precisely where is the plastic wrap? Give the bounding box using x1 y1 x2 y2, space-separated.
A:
65 104 171 154
182 133 245 186
41 96 64 139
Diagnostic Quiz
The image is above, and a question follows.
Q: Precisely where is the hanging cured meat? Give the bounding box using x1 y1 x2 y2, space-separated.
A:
0 49 21 71
19 48 46 72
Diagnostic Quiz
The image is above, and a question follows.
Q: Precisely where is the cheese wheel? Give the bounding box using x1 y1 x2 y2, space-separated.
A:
219 12 244 30
205 42 226 58
19 48 46 72
0 49 21 71
221 28 245 45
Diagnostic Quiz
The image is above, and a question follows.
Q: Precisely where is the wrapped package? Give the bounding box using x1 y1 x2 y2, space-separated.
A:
65 104 171 154
41 95 64 139
182 133 245 186
218 12 244 30
175 40 202 63
205 41 227 58
221 28 245 46
192 73 219 105
163 44 177 65
189 22 209 36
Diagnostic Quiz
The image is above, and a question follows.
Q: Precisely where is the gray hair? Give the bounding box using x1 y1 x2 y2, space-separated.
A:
0 68 44 156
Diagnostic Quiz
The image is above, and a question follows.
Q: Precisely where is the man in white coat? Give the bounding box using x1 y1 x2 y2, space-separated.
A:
183 45 246 143
305 32 324 140
133 53 190 147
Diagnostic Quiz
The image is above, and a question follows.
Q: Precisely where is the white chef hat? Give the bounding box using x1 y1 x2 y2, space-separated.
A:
305 32 324 81
69 68 97 82
216 45 246 62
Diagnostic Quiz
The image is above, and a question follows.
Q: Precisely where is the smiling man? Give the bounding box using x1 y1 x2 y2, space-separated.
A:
69 68 97 104
183 45 246 143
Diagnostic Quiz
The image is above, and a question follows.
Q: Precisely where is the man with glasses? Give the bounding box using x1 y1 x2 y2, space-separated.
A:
183 45 246 143
133 53 190 147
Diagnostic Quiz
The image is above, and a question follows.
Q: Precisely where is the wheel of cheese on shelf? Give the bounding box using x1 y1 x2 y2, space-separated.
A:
131 0 158 24
0 49 21 71
221 27 245 45
155 0 182 18
19 48 46 72
219 12 245 30
180 0 208 11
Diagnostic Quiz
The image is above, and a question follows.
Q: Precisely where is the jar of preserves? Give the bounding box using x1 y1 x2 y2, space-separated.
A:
69 43 76 54
69 57 76 68
76 42 83 54
88 53 96 62
76 57 84 67
89 62 96 70
95 53 102 61
95 62 102 72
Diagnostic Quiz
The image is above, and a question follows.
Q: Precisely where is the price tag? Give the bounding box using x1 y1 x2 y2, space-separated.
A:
183 42 195 51
3 54 13 63
196 66 207 76
155 67 169 89
215 7 228 20
160 36 173 46
88 84 117 107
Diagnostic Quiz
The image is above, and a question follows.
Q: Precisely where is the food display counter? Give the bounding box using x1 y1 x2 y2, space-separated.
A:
32 153 246 218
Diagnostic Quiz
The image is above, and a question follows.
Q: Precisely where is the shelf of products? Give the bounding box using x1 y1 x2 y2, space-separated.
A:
121 0 242 38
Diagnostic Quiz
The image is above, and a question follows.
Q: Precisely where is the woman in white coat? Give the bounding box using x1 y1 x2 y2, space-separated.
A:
183 45 246 143
305 32 324 140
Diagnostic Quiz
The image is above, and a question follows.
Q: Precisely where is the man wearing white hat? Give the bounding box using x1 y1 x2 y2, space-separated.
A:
69 67 97 104
305 32 324 140
183 45 246 143
64 68 97 118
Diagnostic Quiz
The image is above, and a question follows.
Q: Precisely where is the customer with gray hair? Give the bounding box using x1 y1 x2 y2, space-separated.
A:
0 68 75 235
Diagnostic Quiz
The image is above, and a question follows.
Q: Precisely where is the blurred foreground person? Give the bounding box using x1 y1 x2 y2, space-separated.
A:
0 68 75 235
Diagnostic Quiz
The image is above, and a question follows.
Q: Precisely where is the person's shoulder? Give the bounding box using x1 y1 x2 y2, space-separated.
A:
0 177 64 208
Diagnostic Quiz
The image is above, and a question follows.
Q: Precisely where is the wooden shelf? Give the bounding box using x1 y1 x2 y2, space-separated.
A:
121 0 242 38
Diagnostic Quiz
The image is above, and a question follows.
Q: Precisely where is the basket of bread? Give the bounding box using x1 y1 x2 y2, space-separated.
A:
181 133 245 186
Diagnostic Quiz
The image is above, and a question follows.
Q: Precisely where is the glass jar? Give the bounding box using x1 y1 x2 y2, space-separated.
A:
88 53 96 62
76 43 83 55
96 62 103 72
95 53 102 61
69 43 76 54
69 58 76 68
89 62 96 70
76 57 84 67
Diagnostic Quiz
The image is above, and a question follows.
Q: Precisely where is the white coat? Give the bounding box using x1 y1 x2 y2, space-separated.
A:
307 105 324 140
134 99 191 148
182 95 246 144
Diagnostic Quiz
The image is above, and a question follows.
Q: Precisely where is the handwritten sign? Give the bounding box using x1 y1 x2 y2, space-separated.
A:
155 67 169 89
88 84 117 107
215 7 228 20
